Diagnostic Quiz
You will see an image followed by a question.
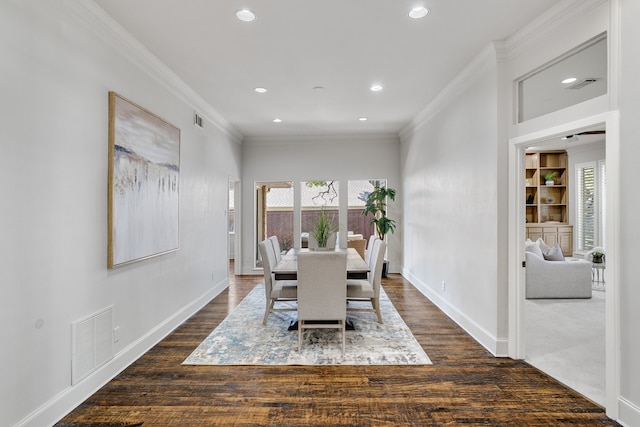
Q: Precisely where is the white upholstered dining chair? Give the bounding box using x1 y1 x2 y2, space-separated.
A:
364 235 380 266
268 235 282 263
258 240 297 325
347 239 387 323
296 251 347 354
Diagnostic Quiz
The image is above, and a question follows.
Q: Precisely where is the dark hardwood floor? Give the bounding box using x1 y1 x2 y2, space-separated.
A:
57 268 618 426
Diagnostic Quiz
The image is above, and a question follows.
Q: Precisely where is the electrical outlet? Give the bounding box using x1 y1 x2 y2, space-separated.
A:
113 327 120 343
441 281 446 291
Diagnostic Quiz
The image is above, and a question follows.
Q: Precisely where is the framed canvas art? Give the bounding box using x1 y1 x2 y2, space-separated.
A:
108 92 180 268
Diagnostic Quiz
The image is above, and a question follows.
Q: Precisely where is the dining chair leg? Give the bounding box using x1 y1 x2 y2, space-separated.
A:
373 298 383 323
298 322 303 352
263 300 274 325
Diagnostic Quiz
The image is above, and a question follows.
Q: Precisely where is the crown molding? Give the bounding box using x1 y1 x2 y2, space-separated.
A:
399 42 499 141
242 133 400 147
505 0 609 59
61 0 243 144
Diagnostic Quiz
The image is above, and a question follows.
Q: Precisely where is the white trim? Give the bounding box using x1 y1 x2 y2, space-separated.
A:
399 42 499 141
505 0 609 59
61 0 243 144
618 396 640 427
403 269 508 357
508 111 620 421
16 278 229 427
243 133 399 147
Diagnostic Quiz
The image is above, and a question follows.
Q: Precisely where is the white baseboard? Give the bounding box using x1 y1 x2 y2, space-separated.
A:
618 396 640 427
17 278 228 427
402 268 507 357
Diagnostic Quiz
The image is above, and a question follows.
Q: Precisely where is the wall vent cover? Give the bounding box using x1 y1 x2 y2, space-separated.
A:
566 78 601 90
71 306 114 385
194 112 204 128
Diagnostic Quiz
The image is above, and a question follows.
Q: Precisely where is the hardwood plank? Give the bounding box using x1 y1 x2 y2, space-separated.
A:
57 273 618 426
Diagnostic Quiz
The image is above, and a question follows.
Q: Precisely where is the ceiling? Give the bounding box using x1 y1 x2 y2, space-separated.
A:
94 0 561 139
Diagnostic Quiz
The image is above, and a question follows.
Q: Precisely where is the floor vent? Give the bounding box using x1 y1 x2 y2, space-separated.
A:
71 306 114 385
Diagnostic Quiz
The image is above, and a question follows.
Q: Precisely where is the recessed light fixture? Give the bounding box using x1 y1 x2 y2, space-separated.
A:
273 118 282 123
409 6 429 19
254 87 267 93
236 9 256 22
359 117 368 121
562 77 577 84
370 84 383 92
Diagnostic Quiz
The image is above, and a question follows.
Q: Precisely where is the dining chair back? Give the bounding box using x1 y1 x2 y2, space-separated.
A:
258 239 297 325
296 251 347 354
268 235 282 263
347 240 387 323
364 235 380 265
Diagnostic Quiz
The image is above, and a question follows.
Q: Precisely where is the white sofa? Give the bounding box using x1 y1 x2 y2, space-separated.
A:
525 241 592 299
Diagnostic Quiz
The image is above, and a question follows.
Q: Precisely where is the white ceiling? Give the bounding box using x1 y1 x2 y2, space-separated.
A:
94 0 561 138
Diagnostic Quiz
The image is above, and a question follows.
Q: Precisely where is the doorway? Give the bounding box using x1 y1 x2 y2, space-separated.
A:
228 178 240 279
508 112 619 417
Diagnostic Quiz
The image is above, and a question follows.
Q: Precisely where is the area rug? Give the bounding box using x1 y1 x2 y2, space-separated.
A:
183 284 431 366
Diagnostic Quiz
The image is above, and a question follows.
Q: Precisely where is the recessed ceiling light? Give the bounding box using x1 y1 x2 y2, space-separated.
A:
370 84 383 92
236 9 256 22
409 6 429 19
562 77 577 84
359 117 368 121
273 118 282 123
254 87 267 93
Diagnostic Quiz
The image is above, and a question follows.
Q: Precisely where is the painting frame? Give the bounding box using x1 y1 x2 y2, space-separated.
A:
108 92 180 268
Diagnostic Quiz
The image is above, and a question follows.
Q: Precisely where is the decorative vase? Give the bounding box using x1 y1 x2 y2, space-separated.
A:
545 180 554 186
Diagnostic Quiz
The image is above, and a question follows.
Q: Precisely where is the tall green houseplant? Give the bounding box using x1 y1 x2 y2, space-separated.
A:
362 185 396 240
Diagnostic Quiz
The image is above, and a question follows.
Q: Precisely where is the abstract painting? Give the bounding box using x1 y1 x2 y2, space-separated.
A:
108 92 180 268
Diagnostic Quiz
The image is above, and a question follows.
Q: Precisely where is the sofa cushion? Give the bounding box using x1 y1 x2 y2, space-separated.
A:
543 243 565 261
525 239 544 258
536 238 551 255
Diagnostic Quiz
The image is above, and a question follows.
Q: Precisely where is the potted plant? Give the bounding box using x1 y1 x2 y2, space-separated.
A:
591 251 605 264
310 207 336 249
543 171 559 186
362 184 396 276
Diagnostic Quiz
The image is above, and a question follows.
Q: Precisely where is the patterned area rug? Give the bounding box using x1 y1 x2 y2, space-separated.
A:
183 284 431 365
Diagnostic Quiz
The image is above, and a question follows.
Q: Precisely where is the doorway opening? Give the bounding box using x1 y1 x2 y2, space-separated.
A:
509 112 619 417
228 178 240 281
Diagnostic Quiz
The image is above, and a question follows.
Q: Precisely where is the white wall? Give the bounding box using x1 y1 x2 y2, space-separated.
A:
399 45 507 356
618 0 640 423
0 2 240 426
504 0 640 424
241 135 401 274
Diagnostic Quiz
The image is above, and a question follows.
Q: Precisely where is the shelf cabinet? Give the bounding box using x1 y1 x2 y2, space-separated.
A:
525 150 572 255
526 224 573 256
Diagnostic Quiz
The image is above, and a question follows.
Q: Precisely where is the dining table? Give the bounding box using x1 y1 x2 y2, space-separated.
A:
272 247 369 331
272 247 369 280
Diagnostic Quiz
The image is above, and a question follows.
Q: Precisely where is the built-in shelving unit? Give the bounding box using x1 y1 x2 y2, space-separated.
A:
525 150 573 255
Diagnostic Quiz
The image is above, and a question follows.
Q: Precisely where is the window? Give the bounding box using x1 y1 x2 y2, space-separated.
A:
575 160 606 251
255 181 294 267
347 180 382 241
301 181 340 248
517 35 607 123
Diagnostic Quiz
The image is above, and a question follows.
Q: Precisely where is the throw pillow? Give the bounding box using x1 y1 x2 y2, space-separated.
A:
543 243 565 261
536 238 551 255
525 239 544 258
